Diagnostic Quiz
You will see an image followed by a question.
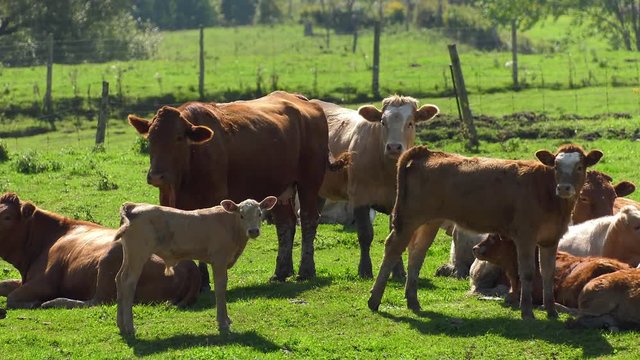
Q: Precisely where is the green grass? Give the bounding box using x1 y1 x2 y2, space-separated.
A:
1 127 640 358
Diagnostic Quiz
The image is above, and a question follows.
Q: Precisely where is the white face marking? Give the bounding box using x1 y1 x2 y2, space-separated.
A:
556 152 581 176
236 200 264 238
555 152 582 197
381 104 415 155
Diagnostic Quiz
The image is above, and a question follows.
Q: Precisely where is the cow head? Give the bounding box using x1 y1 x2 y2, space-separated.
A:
128 106 214 207
472 233 514 263
572 171 636 224
0 193 35 256
358 95 439 158
616 205 640 257
221 196 278 239
535 144 603 199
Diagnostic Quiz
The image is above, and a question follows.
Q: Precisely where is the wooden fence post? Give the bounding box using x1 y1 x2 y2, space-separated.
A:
96 81 109 145
448 44 479 149
43 33 54 122
199 26 205 100
372 21 381 99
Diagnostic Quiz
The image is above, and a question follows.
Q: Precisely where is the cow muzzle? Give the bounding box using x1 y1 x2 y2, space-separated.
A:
247 229 260 239
556 184 576 198
385 143 404 157
472 244 485 259
147 170 167 187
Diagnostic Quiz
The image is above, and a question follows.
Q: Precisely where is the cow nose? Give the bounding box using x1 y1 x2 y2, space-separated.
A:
472 245 484 257
556 184 575 198
147 171 165 186
386 143 403 154
248 229 260 238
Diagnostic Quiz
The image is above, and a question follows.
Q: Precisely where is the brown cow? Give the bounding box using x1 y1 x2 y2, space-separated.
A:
368 144 602 319
573 170 635 224
471 235 629 308
128 91 346 282
0 193 200 309
613 196 640 213
567 268 640 331
115 197 277 335
313 96 439 278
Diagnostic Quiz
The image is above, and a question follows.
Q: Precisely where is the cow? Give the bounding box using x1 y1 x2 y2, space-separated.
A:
0 192 200 309
558 205 640 267
438 170 635 279
471 234 629 308
566 268 640 331
613 196 640 212
128 91 348 283
368 144 603 320
115 196 277 335
313 96 439 278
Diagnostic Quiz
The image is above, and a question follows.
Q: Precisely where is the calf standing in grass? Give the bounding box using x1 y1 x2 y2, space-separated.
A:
115 196 277 336
368 144 602 320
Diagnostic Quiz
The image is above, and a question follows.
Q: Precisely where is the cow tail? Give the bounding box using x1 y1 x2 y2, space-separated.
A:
393 146 430 231
328 151 351 172
114 202 135 241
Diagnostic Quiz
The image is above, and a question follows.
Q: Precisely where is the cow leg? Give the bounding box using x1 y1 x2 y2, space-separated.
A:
298 189 322 281
389 214 407 280
405 222 440 311
368 221 420 311
198 262 211 292
538 244 558 319
116 244 149 336
271 201 296 282
515 241 536 319
354 205 374 278
0 280 21 296
6 277 56 309
213 263 231 332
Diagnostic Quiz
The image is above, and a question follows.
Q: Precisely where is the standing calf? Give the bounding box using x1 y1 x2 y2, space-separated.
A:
115 196 277 336
368 144 602 319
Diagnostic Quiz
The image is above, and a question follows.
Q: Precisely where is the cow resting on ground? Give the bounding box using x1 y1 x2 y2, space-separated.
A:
0 192 200 309
128 91 349 284
558 205 640 267
368 144 602 319
314 96 439 278
439 170 634 279
115 196 277 336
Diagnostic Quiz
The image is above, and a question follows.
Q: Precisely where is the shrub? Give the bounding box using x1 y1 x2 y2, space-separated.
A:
442 5 502 51
13 151 60 174
96 172 119 191
133 137 150 154
0 140 10 162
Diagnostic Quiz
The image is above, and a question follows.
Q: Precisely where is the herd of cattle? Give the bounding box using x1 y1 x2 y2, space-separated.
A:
1 90 639 336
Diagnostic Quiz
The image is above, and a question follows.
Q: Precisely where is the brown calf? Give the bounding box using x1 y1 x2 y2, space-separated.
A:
314 96 439 278
572 171 634 224
368 144 602 319
115 197 277 336
0 193 199 309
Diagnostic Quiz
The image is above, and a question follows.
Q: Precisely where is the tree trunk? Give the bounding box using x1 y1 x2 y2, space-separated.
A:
511 20 519 89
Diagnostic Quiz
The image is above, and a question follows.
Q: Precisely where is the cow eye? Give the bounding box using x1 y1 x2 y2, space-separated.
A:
579 196 589 203
577 165 584 171
407 122 414 128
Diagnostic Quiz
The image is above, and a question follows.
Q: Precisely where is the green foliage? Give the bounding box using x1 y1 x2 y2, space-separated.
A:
0 140 9 162
133 136 150 154
443 5 502 50
133 0 219 30
256 0 284 24
12 151 60 174
96 171 118 191
221 0 257 25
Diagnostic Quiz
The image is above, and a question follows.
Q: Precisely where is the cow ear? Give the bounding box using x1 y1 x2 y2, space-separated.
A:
187 126 214 144
415 104 439 122
358 105 382 122
259 196 278 211
615 181 636 197
585 150 604 167
535 150 555 166
128 115 150 137
220 200 238 213
20 202 35 219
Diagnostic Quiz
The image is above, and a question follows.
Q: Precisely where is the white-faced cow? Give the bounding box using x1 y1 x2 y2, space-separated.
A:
313 96 439 278
368 144 602 320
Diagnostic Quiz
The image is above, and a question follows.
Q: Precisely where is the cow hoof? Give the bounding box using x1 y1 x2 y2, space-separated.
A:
391 271 406 282
407 299 421 312
295 272 315 282
367 297 380 312
358 267 373 279
119 326 136 337
270 274 288 283
0 308 6 319
435 264 454 277
547 309 559 319
521 311 535 320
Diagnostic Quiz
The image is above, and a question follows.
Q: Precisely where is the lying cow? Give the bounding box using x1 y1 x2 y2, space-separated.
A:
438 170 635 279
368 144 602 319
471 234 629 308
314 96 439 278
115 196 277 335
558 205 640 267
567 268 640 331
0 192 200 309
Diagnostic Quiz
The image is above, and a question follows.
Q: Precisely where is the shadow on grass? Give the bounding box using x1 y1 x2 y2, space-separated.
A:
378 309 614 358
184 276 334 311
124 330 280 356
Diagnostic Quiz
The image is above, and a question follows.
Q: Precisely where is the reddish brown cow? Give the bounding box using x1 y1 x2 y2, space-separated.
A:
471 235 629 308
314 96 439 278
613 196 640 213
573 171 635 224
368 144 602 319
129 91 344 282
0 193 200 309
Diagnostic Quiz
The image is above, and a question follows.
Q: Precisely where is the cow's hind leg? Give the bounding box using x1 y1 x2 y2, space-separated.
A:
298 188 321 281
271 200 296 282
116 242 150 336
389 215 407 280
354 205 375 278
197 262 211 292
405 222 440 311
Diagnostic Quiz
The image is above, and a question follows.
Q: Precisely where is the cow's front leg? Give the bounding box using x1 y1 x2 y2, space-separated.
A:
213 264 231 332
0 280 21 297
354 205 374 278
515 241 536 319
539 244 559 319
6 278 55 309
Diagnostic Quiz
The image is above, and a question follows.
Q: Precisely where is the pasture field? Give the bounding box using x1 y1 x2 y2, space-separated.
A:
0 122 639 359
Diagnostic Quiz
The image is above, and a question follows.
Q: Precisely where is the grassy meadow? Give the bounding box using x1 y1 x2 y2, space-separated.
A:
1 122 640 358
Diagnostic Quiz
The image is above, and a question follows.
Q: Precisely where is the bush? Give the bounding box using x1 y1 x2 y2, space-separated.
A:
96 172 119 191
13 151 60 174
0 140 10 162
133 137 150 154
442 5 502 51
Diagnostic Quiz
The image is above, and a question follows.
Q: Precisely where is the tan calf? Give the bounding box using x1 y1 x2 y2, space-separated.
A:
368 144 602 319
115 197 277 336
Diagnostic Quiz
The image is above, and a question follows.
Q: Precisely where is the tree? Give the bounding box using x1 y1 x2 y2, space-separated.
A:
221 0 257 25
476 0 548 89
558 0 640 51
134 0 218 29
